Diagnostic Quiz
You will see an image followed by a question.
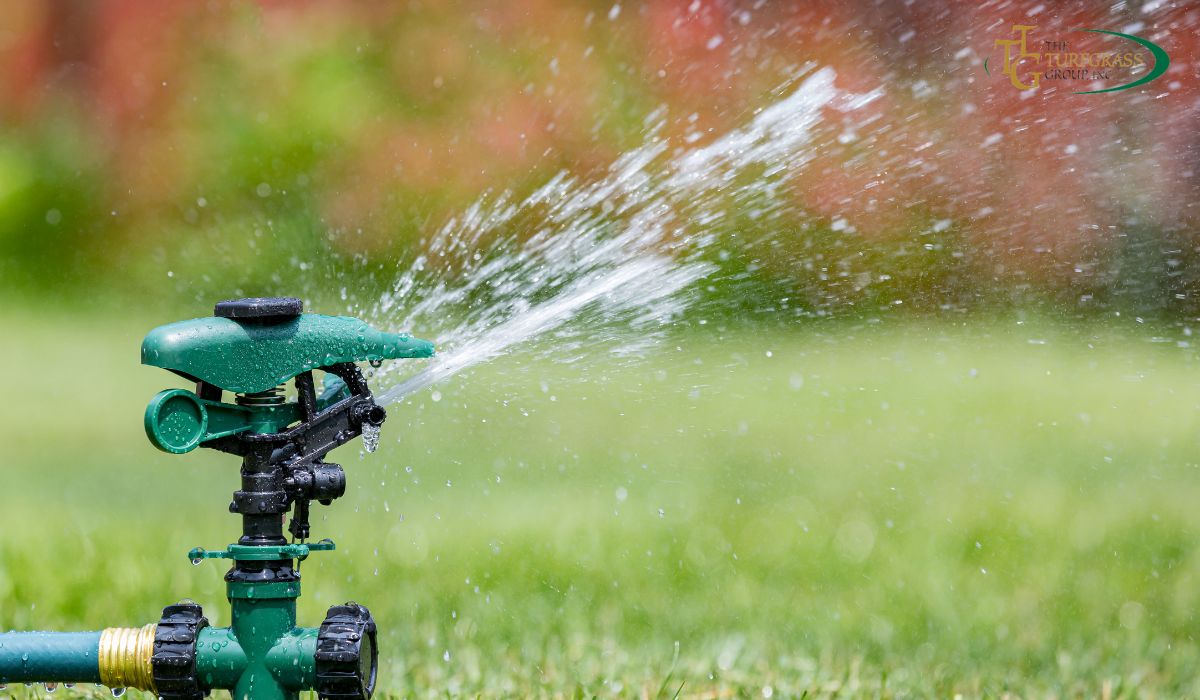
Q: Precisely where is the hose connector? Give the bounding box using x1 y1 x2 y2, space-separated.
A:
98 624 157 692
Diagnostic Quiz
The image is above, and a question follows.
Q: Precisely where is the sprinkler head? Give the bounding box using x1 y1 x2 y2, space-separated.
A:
141 297 433 542
0 297 427 700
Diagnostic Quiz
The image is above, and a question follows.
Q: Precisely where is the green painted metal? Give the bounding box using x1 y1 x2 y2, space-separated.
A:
146 375 350 453
195 626 246 690
229 584 302 699
0 631 102 684
195 625 317 694
265 627 318 689
190 539 335 564
225 581 302 600
193 581 320 698
141 313 434 394
144 388 209 453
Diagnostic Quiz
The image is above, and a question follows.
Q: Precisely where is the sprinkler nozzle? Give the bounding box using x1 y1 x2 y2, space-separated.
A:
352 403 387 427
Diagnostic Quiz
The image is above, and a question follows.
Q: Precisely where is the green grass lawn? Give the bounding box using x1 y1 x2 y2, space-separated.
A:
3 308 1200 698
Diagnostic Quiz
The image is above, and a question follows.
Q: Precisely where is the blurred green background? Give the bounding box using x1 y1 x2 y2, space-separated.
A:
6 311 1200 697
3 1 1200 698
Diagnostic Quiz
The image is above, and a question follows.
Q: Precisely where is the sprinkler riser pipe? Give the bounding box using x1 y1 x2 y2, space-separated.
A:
226 583 311 699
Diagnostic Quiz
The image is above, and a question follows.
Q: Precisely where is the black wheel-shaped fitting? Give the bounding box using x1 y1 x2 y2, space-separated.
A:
152 602 210 700
315 603 378 699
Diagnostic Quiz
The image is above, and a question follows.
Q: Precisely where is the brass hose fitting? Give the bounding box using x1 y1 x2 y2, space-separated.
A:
98 624 157 692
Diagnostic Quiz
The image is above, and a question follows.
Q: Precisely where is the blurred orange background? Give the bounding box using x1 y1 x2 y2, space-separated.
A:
0 0 1196 315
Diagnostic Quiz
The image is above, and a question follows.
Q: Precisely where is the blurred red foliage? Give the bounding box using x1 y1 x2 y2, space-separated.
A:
0 0 1196 305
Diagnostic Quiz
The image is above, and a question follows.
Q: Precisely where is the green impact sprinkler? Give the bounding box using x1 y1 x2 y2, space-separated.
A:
0 297 434 699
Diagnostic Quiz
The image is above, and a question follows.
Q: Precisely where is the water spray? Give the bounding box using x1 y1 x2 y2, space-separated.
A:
0 297 433 700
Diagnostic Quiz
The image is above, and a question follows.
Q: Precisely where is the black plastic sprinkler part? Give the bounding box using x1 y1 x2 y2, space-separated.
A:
0 297 433 700
214 296 304 321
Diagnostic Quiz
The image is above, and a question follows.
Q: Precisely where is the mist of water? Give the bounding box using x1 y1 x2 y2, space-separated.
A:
358 66 878 405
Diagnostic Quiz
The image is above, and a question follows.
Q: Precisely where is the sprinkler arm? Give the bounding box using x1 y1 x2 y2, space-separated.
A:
141 312 434 394
144 373 351 452
141 311 433 455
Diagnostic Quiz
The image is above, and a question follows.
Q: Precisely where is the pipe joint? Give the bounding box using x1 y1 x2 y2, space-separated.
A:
98 624 157 693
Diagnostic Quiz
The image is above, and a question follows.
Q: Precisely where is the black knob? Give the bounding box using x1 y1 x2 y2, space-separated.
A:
316 603 378 700
214 297 303 321
311 463 347 504
151 602 210 700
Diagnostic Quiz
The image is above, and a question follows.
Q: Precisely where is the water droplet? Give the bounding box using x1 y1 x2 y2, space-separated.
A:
111 688 126 697
361 423 381 453
191 558 202 566
46 682 58 693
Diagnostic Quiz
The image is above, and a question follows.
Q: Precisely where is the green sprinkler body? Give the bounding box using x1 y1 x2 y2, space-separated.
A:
0 297 434 700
